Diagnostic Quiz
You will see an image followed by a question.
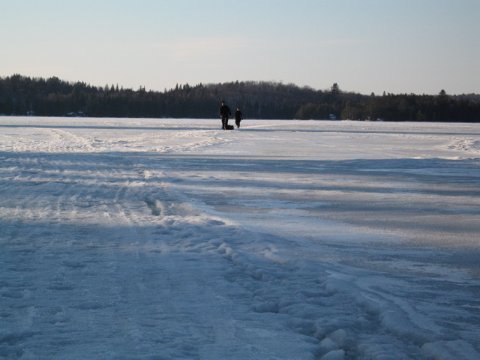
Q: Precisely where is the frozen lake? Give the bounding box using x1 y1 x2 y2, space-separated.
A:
1 117 480 359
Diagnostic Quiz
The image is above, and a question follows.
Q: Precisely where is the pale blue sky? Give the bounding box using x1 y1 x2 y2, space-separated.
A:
1 0 478 94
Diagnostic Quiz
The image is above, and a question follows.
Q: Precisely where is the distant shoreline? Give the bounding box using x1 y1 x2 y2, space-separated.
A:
1 75 479 122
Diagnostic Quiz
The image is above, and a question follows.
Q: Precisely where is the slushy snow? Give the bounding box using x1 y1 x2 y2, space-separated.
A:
1 117 479 359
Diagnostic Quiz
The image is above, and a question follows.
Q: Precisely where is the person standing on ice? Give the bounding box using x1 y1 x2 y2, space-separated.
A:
219 100 231 130
235 107 243 128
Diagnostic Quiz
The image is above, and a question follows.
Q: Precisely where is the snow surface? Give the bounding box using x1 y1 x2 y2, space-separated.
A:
1 117 479 359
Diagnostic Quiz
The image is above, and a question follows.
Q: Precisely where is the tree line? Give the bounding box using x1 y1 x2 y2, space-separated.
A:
1 74 479 122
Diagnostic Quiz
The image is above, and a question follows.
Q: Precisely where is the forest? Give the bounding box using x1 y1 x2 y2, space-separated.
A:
1 74 479 122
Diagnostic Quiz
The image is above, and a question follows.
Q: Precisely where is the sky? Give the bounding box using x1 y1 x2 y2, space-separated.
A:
1 0 479 94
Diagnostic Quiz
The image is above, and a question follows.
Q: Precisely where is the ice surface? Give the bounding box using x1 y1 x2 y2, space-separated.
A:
1 117 479 359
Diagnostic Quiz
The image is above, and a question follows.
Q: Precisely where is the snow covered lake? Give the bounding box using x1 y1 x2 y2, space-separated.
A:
1 117 479 359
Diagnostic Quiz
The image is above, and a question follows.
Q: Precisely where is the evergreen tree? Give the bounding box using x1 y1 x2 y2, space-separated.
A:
0 75 479 122
331 83 340 95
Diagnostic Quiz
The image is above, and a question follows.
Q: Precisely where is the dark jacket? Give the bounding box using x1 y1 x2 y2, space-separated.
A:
235 110 243 121
220 104 231 117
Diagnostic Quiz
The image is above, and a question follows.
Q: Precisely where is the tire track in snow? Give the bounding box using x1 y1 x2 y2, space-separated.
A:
132 164 341 357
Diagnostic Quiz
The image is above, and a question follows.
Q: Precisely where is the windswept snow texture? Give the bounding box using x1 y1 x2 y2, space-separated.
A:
1 117 480 359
